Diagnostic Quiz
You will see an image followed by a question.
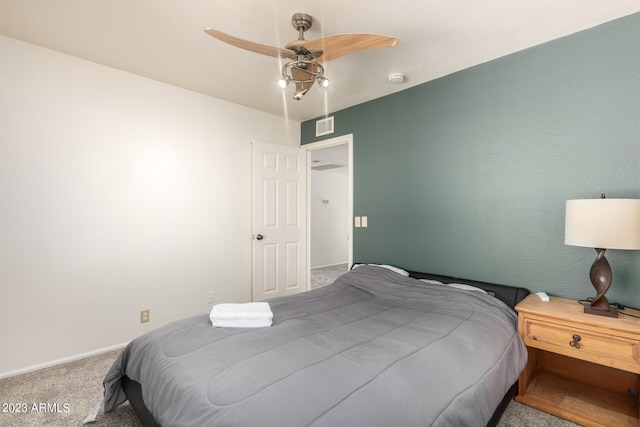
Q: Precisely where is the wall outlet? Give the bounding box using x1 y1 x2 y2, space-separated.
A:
207 291 215 305
140 309 150 323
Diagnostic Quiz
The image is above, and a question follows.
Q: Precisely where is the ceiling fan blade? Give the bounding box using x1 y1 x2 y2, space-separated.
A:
204 28 296 59
305 33 399 62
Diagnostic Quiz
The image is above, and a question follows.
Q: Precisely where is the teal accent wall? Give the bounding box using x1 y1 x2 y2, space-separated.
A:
302 13 640 306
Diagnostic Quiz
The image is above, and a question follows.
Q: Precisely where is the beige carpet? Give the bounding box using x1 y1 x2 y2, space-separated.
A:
310 263 349 289
0 348 580 426
0 349 139 427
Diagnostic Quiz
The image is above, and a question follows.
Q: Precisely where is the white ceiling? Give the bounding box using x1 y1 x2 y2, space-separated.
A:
1 1 638 122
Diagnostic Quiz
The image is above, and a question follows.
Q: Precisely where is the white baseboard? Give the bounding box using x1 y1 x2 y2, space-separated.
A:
311 261 349 270
0 342 128 380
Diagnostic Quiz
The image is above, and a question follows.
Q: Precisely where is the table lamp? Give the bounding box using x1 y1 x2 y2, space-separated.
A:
565 195 640 318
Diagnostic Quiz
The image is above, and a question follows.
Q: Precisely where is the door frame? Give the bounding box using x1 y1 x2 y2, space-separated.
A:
303 134 354 288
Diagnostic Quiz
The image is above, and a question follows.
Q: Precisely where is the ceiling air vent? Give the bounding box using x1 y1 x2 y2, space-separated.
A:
315 116 334 137
311 161 344 170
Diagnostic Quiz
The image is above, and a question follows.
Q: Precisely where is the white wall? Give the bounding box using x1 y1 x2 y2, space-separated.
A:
310 168 348 267
0 35 300 376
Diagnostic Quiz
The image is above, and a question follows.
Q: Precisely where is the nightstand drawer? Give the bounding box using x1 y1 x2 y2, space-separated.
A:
522 317 640 373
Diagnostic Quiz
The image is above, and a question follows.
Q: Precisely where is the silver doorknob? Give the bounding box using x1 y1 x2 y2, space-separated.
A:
255 234 264 240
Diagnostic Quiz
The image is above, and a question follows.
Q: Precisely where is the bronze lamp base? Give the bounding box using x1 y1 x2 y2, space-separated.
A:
585 248 618 318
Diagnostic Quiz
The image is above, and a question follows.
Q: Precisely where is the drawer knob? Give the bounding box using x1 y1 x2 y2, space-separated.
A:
569 334 582 349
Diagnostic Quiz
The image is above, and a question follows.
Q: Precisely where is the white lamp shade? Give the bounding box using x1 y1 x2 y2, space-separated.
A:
565 199 640 250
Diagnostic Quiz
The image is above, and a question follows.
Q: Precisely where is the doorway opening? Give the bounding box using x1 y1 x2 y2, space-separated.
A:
304 134 353 290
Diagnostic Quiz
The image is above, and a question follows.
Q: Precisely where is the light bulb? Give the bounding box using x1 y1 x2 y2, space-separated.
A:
317 76 330 88
293 87 309 100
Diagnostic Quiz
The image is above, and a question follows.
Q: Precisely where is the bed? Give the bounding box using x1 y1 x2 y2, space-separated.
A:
101 264 529 426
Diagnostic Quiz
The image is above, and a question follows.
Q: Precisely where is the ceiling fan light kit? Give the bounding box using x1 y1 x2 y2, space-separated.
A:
205 12 399 101
279 58 329 98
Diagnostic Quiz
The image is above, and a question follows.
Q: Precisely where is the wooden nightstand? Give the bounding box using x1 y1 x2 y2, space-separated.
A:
515 294 640 427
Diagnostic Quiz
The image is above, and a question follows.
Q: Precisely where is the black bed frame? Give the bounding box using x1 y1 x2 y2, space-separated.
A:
405 269 530 309
122 268 530 427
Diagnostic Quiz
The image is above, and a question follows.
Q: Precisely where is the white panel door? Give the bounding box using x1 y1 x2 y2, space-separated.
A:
252 141 307 301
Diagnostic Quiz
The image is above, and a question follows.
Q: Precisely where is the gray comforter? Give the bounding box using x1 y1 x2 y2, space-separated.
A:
103 265 527 426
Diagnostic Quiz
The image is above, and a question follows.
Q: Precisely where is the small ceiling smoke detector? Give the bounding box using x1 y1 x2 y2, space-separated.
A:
388 73 405 84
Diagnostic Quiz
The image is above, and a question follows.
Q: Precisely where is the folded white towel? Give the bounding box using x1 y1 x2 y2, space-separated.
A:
210 302 273 320
209 302 273 328
210 318 273 328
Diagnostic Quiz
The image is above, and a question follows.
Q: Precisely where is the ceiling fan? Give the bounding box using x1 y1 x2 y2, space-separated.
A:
205 13 399 100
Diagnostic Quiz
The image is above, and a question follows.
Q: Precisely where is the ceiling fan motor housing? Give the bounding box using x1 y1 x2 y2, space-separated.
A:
292 13 312 32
